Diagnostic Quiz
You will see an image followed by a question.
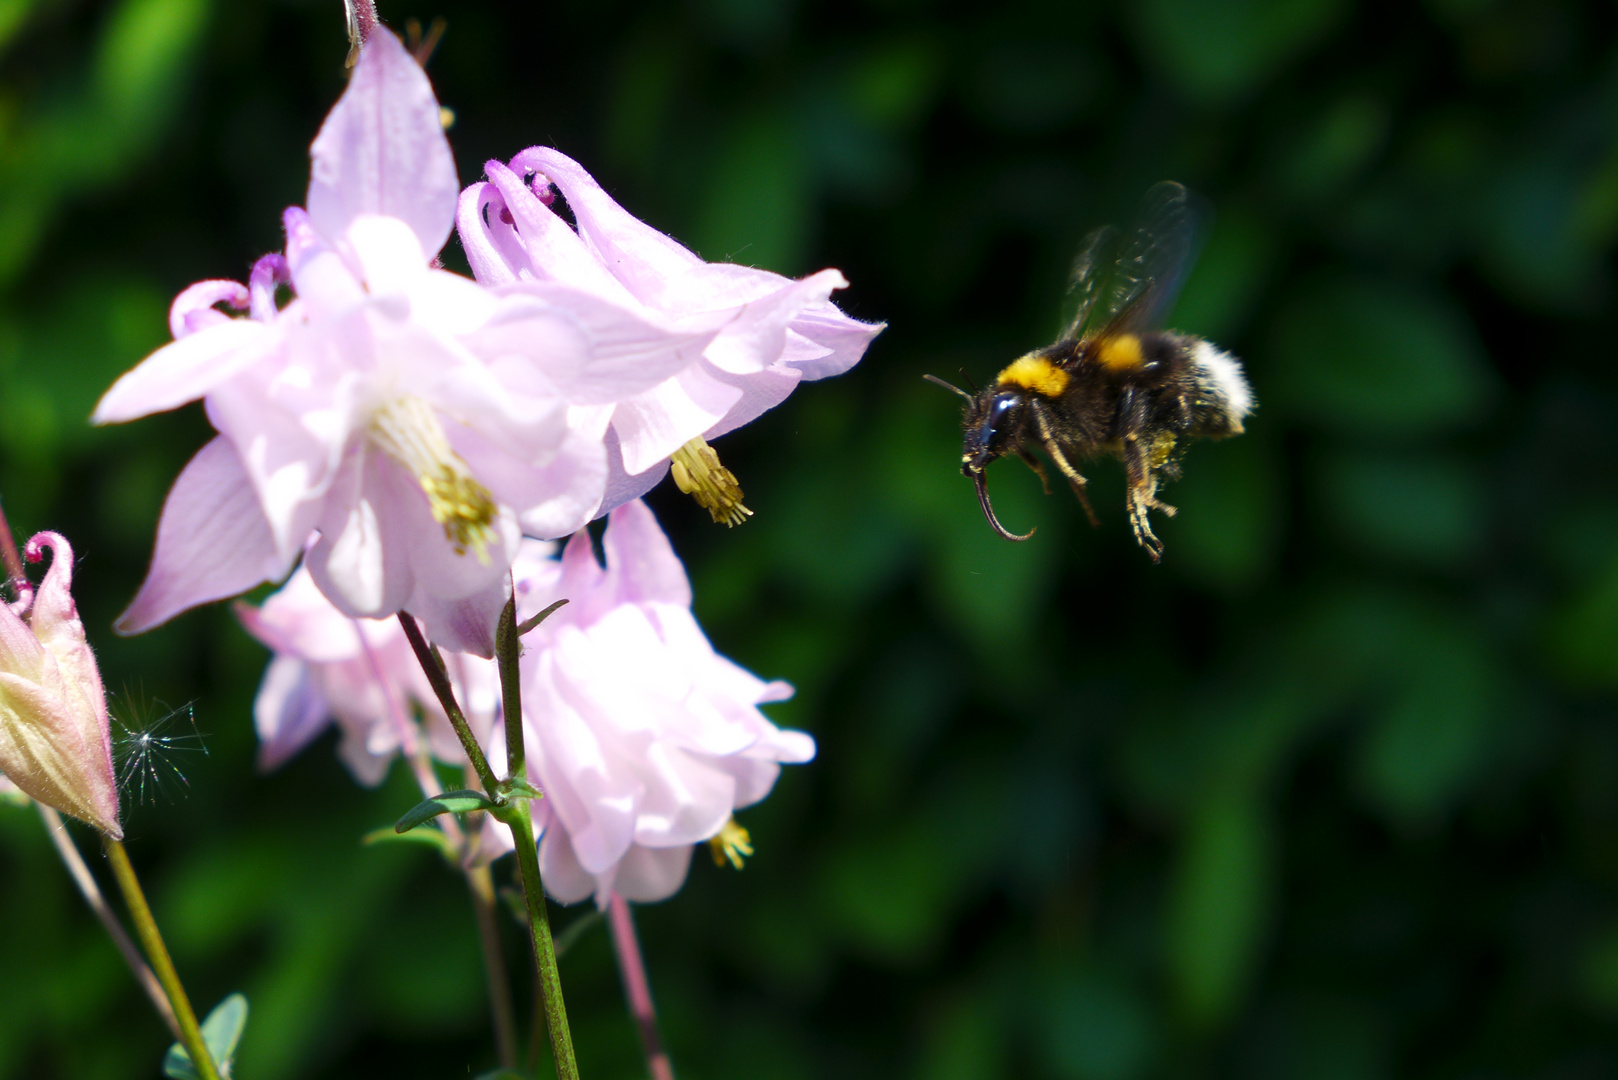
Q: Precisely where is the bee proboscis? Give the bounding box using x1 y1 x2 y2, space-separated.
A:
927 182 1253 561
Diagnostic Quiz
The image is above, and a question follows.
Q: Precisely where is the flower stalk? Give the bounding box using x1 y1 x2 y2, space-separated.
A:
607 892 675 1080
103 837 222 1080
398 596 579 1080
495 594 580 1080
40 805 181 1040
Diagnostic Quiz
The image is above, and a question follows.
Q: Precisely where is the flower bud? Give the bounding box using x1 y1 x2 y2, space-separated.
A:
0 533 121 837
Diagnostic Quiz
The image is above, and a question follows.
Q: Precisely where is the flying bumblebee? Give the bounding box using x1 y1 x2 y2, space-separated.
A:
927 182 1253 561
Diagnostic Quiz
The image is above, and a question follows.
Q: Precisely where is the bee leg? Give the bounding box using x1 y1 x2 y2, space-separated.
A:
1122 436 1175 562
1032 405 1101 528
1018 450 1053 495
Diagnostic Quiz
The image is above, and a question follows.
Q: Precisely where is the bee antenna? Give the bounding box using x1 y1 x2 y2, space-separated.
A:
923 373 974 402
972 469 1035 542
958 368 979 393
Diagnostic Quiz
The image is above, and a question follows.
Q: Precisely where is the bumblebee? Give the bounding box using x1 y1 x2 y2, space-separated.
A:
928 182 1253 561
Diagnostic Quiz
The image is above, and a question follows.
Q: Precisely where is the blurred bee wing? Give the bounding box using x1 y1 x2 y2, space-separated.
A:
1058 181 1206 345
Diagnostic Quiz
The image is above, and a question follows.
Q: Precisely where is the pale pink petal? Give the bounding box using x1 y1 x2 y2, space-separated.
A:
509 147 703 303
596 429 669 518
92 319 273 424
612 367 744 476
169 280 250 339
484 161 636 304
699 269 847 376
118 437 293 634
454 183 529 287
253 655 331 771
469 283 718 406
249 254 291 322
705 365 802 441
305 454 414 620
602 501 691 608
307 27 458 257
785 299 886 380
537 826 599 905
613 844 694 904
451 423 608 542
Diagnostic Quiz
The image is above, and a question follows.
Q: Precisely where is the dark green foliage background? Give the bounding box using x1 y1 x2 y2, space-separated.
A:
2 0 1617 1076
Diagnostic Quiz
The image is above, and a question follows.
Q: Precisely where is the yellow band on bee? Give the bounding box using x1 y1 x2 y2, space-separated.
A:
1098 334 1144 371
996 354 1070 397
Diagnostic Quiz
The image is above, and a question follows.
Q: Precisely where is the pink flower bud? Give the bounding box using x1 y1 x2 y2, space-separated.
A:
0 533 121 837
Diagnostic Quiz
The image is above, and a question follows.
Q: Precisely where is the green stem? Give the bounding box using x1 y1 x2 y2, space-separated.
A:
494 590 580 1080
103 838 221 1080
468 862 521 1069
41 806 181 1040
396 612 501 795
510 798 579 1080
496 596 525 780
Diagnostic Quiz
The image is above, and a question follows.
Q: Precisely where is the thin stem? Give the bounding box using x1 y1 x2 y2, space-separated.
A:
492 588 580 1080
39 806 181 1040
103 838 221 1080
469 863 520 1069
510 799 579 1080
496 595 524 780
396 612 500 795
0 494 26 595
359 622 516 1065
607 892 675 1080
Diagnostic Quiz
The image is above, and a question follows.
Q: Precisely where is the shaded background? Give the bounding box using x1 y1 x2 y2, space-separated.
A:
3 0 1618 1076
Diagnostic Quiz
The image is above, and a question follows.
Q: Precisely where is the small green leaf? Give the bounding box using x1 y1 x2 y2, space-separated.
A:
503 776 542 801
163 992 248 1079
395 790 496 833
362 824 459 861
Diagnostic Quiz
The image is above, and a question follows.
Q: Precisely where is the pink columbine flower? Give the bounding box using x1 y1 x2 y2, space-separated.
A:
236 563 504 786
457 148 885 516
480 500 813 905
94 30 709 656
0 534 121 837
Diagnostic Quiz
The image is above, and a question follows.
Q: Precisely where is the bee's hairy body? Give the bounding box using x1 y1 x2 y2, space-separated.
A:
959 329 1251 559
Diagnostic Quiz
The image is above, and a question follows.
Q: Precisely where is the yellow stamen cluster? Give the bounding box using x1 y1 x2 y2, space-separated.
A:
708 817 754 870
370 396 498 562
670 437 752 527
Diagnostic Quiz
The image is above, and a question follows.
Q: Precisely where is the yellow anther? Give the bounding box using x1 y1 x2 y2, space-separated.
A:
369 396 498 561
670 437 752 527
708 817 753 870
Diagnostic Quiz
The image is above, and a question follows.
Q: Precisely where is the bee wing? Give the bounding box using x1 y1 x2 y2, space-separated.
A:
1060 181 1205 347
1055 224 1121 344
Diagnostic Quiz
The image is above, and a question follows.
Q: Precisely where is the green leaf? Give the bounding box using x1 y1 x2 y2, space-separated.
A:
163 992 248 1079
362 824 459 862
394 790 496 833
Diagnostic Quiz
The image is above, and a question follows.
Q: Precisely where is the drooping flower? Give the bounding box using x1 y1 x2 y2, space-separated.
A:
0 533 121 837
95 30 710 656
482 500 813 905
236 564 504 786
457 148 885 522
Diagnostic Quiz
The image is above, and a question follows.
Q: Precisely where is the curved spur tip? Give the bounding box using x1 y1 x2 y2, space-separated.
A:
973 470 1035 542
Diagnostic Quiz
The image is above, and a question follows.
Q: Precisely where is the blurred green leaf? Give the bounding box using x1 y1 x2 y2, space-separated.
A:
163 992 247 1080
361 824 458 861
1132 0 1348 104
1317 448 1485 566
394 790 495 833
1266 276 1495 435
693 112 810 273
1041 968 1156 1080
1168 790 1273 1030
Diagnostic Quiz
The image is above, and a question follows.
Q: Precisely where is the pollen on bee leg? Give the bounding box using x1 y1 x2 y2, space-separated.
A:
670 437 753 527
369 396 499 562
708 817 754 869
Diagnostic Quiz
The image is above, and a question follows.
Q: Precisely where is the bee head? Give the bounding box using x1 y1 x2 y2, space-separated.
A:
962 389 1035 542
962 389 1027 476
